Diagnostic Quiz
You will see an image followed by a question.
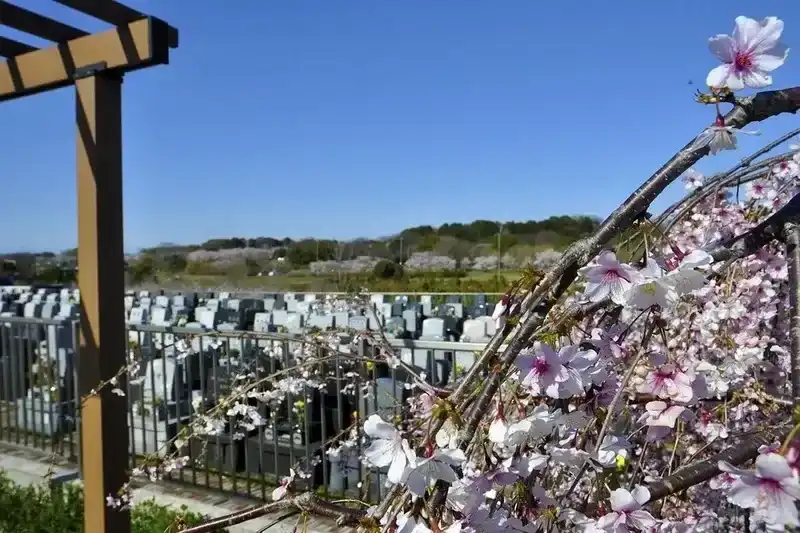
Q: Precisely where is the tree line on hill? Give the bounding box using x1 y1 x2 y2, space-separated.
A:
139 215 600 266
2 215 600 284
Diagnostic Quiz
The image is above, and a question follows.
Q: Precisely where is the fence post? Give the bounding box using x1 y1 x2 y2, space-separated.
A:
75 71 131 533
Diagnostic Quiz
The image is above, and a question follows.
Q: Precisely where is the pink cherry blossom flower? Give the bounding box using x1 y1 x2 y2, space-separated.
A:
639 401 687 428
516 343 570 398
638 364 695 403
773 158 799 179
596 486 657 532
579 251 641 305
706 16 789 91
719 453 800 529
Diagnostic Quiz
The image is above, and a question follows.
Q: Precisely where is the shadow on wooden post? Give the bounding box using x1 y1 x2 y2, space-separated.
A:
76 71 130 533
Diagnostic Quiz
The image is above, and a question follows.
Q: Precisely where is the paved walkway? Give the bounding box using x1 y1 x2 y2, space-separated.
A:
0 443 343 533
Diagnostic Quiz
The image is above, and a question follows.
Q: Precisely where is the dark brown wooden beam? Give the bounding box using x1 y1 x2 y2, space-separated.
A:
0 1 88 42
53 0 178 48
0 17 172 102
0 36 37 57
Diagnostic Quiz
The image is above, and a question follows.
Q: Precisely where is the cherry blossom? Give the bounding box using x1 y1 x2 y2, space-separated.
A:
719 453 800 528
638 363 695 403
403 448 466 496
596 486 657 532
706 16 789 91
363 414 417 483
579 250 642 305
690 119 760 155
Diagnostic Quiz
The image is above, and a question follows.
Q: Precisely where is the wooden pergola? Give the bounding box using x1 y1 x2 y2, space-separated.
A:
0 2 178 532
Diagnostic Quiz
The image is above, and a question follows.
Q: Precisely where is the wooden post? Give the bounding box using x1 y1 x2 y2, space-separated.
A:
76 71 130 533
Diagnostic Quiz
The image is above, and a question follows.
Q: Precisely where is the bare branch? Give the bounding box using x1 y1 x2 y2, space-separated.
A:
178 492 367 533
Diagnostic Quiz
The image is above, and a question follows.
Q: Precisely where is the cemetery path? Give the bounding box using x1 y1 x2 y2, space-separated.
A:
0 443 344 533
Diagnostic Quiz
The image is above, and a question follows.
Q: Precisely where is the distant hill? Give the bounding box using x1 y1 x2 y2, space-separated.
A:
8 215 601 284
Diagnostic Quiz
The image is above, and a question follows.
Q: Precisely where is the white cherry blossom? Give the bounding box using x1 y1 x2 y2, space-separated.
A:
706 16 789 91
363 414 417 483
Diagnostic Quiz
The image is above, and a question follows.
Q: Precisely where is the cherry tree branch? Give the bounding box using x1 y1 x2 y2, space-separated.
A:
786 221 800 409
645 429 788 502
658 125 800 231
178 492 367 533
705 190 800 263
415 87 800 519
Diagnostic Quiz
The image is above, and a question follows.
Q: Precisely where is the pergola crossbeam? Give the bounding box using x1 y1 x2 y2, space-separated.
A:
0 35 37 57
0 1 88 42
53 0 178 48
0 17 172 102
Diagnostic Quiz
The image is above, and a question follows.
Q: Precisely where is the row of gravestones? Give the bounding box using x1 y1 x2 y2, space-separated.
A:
2 312 485 496
0 286 499 341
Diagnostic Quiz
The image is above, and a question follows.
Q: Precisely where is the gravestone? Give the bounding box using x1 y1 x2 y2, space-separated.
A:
253 312 271 332
477 316 497 336
140 297 152 308
124 295 135 311
150 307 172 327
131 357 188 457
378 302 392 316
206 299 221 312
138 290 149 298
421 318 445 340
370 294 385 306
128 307 148 325
308 314 333 330
349 316 368 331
155 295 170 308
305 294 317 302
263 298 276 311
219 292 231 301
420 295 433 316
286 314 305 333
332 312 349 329
443 316 460 340
58 304 77 319
271 310 289 327
23 302 42 318
391 303 404 317
45 293 58 304
461 319 488 342
226 299 240 311
196 308 218 329
286 299 299 313
446 295 462 304
172 295 186 308
403 309 420 336
40 302 59 320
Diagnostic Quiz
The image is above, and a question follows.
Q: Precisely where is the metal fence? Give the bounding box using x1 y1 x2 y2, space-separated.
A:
0 317 493 501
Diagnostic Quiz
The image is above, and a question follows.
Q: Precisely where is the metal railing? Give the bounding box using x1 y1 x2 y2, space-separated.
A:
0 317 496 501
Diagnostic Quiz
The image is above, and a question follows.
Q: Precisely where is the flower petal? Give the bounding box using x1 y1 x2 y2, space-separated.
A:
755 452 793 480
364 414 398 440
706 64 734 89
708 34 736 62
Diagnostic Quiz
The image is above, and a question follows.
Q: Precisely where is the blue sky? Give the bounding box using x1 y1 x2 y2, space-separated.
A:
2 1 800 253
